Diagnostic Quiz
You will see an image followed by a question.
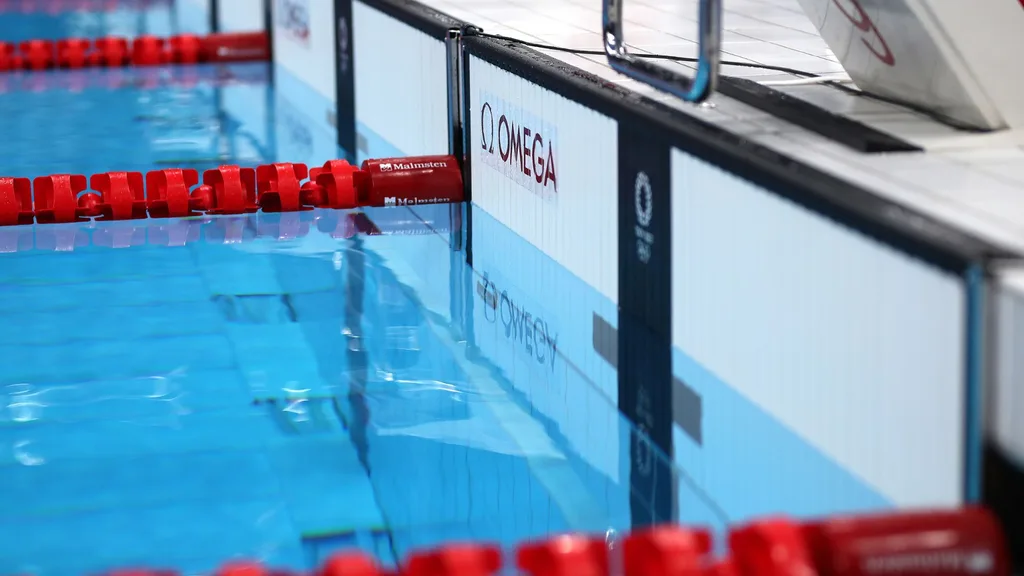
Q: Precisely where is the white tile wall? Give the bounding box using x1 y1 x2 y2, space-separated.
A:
175 0 211 34
469 205 621 484
671 148 968 506
468 56 619 304
397 0 1024 493
353 1 450 157
993 267 1024 467
217 0 265 32
272 0 336 105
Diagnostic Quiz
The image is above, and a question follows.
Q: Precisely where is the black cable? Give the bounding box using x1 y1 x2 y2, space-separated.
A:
469 29 819 78
825 81 984 132
464 28 983 132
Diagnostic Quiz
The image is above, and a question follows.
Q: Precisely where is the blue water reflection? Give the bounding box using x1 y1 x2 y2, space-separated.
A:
0 208 695 574
0 53 723 575
0 0 199 42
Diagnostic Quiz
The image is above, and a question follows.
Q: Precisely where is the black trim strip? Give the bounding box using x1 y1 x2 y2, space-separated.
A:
462 42 474 265
335 0 357 157
616 127 676 526
461 35 1008 274
718 77 921 154
461 37 473 204
593 313 703 448
984 442 1024 568
209 0 220 33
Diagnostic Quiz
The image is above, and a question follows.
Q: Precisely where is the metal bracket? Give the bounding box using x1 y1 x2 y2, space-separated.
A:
602 0 722 103
445 27 467 249
445 27 466 169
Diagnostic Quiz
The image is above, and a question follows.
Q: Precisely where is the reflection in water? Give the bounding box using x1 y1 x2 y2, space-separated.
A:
3 369 189 426
0 58 700 575
0 209 690 574
13 440 44 467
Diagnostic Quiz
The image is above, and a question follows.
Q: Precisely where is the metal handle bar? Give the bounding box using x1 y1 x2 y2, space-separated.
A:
602 0 722 103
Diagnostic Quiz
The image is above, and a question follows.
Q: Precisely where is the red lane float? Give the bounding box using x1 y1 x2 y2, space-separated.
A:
43 507 1011 576
20 39 54 70
91 37 130 67
0 31 269 73
203 31 271 63
167 34 202 65
0 41 13 71
518 535 607 576
146 169 199 219
0 155 465 226
0 177 32 226
201 165 259 215
57 38 91 68
321 552 380 576
358 156 464 208
257 162 308 213
32 174 87 224
731 507 1007 576
131 35 164 66
90 172 148 220
407 544 502 576
624 525 726 576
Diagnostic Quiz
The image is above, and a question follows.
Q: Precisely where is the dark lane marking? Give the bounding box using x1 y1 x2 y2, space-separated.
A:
593 312 702 447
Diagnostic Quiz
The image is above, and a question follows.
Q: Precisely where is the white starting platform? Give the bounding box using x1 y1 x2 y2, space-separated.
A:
263 0 1024 555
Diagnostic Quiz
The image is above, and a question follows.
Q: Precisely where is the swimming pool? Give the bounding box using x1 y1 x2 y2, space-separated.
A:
0 5 701 575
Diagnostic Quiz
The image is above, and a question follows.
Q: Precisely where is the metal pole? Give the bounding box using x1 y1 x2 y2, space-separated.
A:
445 27 467 252
445 27 465 171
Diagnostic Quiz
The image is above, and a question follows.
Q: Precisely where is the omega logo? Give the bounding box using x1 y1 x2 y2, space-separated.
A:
479 98 558 196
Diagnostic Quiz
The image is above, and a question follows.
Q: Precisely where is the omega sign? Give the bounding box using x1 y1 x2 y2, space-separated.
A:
479 93 558 199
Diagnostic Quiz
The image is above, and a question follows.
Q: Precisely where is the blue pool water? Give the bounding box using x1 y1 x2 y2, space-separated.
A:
0 0 197 43
0 6 713 575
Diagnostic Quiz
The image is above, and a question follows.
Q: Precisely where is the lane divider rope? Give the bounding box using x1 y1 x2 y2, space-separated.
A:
0 30 269 72
0 155 464 227
63 508 1007 576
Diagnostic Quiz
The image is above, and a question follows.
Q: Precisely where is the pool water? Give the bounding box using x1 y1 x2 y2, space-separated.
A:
0 4 706 575
0 0 194 43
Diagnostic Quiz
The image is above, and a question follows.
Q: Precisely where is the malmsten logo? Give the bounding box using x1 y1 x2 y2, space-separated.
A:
379 161 448 172
479 94 558 198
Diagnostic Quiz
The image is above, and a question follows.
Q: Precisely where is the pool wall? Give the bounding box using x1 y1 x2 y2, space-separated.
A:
668 149 964 515
271 0 338 145
989 270 1024 560
175 0 212 34
216 0 266 32
270 2 642 541
992 271 1024 470
270 0 1011 530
